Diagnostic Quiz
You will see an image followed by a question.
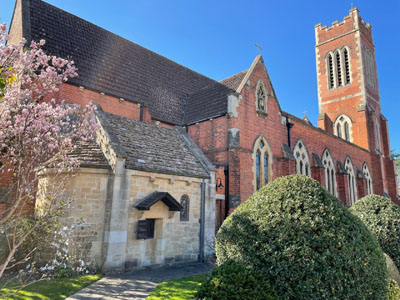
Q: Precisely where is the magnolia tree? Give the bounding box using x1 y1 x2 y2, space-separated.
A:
0 22 97 291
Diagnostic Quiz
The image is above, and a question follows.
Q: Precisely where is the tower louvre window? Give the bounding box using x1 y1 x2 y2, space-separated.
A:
328 54 334 88
336 52 342 86
344 48 350 84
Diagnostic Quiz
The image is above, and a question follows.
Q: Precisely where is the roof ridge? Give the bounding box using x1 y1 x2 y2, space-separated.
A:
38 0 218 84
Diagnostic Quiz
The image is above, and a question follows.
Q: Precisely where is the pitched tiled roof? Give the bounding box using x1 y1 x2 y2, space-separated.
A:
184 82 234 125
220 70 247 90
98 110 211 178
69 141 110 169
26 0 222 125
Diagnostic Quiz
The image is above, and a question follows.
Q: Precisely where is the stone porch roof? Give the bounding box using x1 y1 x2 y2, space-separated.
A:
96 109 213 178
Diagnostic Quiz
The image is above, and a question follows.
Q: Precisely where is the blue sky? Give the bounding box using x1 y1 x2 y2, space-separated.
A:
2 0 399 153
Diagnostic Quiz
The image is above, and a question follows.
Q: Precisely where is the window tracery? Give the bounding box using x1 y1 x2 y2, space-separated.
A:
344 157 357 205
362 163 373 195
254 136 272 190
293 140 310 177
334 114 353 142
322 149 336 196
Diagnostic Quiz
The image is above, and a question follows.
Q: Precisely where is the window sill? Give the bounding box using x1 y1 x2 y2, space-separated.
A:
256 110 268 117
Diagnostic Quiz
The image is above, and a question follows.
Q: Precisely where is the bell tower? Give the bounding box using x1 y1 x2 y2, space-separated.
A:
315 8 397 198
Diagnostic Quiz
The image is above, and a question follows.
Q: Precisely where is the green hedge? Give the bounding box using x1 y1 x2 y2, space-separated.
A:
216 175 388 300
195 260 279 300
350 194 400 270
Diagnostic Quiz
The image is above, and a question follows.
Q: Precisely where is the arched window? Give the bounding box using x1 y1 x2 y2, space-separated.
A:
337 123 342 139
253 136 272 191
362 163 373 195
293 140 311 177
334 114 353 142
335 51 342 87
344 48 351 84
327 53 334 89
322 149 336 196
180 195 189 221
255 80 267 113
344 122 350 141
327 47 351 89
344 157 358 205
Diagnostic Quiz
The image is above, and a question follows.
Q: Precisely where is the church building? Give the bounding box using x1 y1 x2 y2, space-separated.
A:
3 0 399 271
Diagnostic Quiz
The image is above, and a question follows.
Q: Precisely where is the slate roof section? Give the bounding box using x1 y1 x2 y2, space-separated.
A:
68 141 110 169
25 0 222 125
220 70 248 91
184 82 234 125
99 110 211 178
134 191 183 211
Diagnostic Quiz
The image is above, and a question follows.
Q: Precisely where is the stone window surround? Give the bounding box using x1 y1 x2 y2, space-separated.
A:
344 156 358 205
293 139 311 177
325 46 352 90
322 149 337 196
375 115 381 152
362 162 373 195
333 114 353 142
363 45 377 92
252 135 273 192
255 79 268 115
180 194 189 221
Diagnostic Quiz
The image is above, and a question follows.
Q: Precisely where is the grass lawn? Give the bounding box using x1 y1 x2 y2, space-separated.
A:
147 273 206 300
0 274 102 300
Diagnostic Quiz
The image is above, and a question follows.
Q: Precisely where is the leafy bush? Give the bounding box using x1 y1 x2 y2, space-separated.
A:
387 279 400 300
216 175 388 300
195 260 279 300
350 194 400 270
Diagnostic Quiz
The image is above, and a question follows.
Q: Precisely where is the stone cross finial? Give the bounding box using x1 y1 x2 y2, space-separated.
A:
255 42 263 55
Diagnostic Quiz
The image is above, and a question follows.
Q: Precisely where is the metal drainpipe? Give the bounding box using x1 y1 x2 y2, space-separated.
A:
139 104 144 121
199 180 205 262
286 116 294 149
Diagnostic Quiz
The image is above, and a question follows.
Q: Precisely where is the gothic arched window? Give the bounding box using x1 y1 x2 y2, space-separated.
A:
255 80 267 113
334 114 353 142
344 157 357 205
327 47 351 89
254 136 272 190
337 123 342 139
344 48 351 84
293 140 311 177
180 194 189 221
322 149 336 196
335 51 342 87
327 53 334 89
362 163 373 195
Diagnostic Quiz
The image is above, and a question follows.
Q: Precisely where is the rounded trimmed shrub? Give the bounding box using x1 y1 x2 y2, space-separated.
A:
350 194 400 270
195 260 279 300
387 279 400 300
216 175 388 300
